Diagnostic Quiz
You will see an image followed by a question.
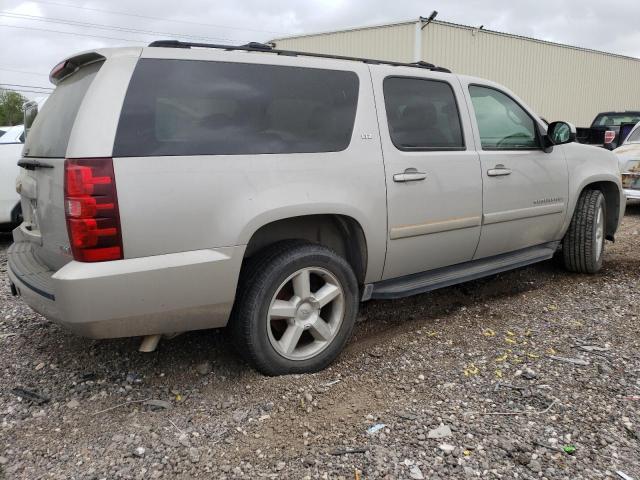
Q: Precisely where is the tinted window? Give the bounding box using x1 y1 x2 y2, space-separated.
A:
383 77 464 150
24 62 101 157
469 85 539 150
114 59 359 157
593 113 640 127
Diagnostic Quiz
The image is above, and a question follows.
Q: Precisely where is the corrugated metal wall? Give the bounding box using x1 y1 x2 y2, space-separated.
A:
422 22 640 125
272 22 414 63
272 21 640 126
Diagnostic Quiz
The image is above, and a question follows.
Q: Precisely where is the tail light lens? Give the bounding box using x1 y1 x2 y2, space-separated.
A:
604 130 616 144
64 158 123 262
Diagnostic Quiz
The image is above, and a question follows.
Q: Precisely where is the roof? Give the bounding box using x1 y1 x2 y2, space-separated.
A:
271 18 640 62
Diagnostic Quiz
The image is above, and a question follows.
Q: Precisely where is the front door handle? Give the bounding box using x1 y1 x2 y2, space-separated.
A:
487 164 512 177
393 168 427 182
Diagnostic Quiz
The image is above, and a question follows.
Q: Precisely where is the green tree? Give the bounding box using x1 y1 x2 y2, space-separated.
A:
0 90 28 126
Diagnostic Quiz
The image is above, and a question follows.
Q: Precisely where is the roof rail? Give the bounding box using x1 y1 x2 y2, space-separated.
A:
147 40 452 73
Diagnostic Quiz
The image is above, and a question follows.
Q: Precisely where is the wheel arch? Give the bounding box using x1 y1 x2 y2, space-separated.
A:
579 180 622 240
243 214 369 285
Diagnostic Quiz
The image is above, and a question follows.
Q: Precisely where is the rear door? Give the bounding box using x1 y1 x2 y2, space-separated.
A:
370 66 483 280
461 82 568 259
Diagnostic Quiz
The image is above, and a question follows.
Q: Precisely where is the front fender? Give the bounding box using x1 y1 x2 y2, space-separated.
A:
561 143 625 238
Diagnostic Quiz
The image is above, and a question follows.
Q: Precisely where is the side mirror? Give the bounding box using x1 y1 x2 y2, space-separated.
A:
544 121 576 152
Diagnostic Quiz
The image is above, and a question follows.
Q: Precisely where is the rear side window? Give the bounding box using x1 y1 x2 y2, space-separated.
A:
23 62 102 158
383 77 464 151
114 59 360 157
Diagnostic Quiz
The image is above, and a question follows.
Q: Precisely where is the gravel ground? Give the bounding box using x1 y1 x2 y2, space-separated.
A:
0 204 638 480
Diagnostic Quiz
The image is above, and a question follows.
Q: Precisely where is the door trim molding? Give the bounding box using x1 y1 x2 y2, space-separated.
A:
483 203 564 225
389 215 482 240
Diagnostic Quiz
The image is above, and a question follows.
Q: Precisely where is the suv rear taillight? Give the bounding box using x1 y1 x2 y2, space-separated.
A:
604 130 616 144
64 158 123 262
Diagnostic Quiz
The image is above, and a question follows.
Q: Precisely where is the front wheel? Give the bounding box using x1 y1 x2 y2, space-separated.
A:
231 241 359 376
562 189 606 273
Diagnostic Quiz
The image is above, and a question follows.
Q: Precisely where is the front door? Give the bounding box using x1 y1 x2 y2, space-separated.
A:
462 83 569 259
371 67 483 280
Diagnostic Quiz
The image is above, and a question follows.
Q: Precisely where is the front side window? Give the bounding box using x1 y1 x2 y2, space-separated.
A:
114 59 359 157
383 77 464 151
469 85 539 150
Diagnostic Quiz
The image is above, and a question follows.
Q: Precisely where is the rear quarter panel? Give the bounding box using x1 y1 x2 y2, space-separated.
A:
113 49 388 283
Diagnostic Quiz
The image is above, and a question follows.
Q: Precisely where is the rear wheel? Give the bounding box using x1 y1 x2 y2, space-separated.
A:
562 189 606 273
231 241 359 376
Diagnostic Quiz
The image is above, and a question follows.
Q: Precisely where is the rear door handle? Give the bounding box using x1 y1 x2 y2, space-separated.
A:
393 168 427 182
487 164 512 177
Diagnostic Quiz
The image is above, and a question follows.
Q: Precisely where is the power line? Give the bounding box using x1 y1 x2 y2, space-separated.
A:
0 83 53 91
0 23 148 43
1 87 51 95
0 67 48 77
26 0 283 35
0 11 250 44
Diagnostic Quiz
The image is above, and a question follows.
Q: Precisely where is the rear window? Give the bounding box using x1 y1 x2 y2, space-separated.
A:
113 59 359 157
23 61 102 158
593 113 640 127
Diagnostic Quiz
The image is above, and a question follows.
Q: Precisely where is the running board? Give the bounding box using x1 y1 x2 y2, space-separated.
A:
370 242 559 300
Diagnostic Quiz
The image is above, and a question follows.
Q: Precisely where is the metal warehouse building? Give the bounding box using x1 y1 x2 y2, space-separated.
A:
270 17 640 126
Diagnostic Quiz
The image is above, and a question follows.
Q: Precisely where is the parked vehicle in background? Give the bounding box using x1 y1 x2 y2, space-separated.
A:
7 42 625 375
0 126 11 137
0 97 46 231
576 111 640 150
613 121 640 202
0 124 25 231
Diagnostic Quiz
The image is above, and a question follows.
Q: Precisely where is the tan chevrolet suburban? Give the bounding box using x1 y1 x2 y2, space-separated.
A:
7 41 625 375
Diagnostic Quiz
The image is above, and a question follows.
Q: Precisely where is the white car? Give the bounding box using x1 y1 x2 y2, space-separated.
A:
0 124 25 230
0 98 46 230
613 122 640 201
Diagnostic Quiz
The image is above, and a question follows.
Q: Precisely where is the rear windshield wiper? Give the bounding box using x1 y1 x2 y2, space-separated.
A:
18 159 54 170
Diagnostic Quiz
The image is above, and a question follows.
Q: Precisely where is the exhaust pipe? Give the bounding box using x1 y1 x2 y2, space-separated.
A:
139 334 161 353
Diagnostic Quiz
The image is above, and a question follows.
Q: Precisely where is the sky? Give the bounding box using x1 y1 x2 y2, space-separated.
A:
2 0 640 100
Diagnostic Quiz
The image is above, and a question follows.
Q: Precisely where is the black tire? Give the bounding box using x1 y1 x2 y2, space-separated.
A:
562 189 606 273
231 241 359 376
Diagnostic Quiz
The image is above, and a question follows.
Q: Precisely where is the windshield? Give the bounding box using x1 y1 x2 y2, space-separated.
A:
592 113 640 127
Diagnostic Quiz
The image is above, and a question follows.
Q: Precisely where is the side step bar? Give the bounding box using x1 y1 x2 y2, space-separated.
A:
369 242 559 300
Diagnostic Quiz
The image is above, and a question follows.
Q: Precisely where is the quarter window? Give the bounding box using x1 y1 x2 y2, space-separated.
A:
469 85 539 150
114 59 359 157
383 77 464 151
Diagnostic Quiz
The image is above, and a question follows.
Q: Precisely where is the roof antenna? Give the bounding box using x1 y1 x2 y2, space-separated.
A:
421 10 438 30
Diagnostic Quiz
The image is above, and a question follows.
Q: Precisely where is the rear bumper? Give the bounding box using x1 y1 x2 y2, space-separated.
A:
8 241 245 338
